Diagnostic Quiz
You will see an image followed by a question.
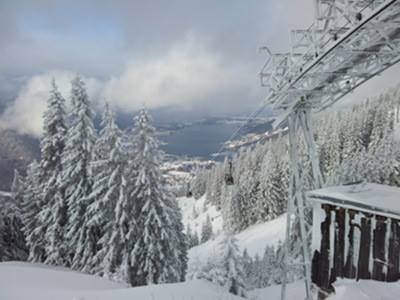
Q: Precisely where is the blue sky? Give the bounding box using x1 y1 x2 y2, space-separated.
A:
0 0 399 136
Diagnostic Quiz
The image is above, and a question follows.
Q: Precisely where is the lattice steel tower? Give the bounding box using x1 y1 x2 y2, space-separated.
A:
259 1 400 299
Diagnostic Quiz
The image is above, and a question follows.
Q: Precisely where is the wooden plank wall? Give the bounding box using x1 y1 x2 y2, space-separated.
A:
312 204 400 293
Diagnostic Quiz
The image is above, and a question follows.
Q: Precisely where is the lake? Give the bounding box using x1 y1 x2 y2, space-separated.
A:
159 122 242 159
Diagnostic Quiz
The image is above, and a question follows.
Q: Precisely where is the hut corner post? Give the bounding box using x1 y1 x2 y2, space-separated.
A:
280 103 323 300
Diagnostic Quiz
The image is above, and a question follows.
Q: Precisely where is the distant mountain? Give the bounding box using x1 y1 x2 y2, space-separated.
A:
0 130 40 191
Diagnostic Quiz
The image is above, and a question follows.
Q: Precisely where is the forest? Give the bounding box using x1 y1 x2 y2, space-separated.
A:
0 76 187 286
1 77 400 297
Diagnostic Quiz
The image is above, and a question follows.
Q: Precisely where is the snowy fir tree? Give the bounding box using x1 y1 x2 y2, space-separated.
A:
193 257 226 286
0 170 28 261
62 75 97 269
38 79 68 266
92 103 120 162
39 79 67 185
242 249 254 287
186 225 200 248
98 145 133 281
192 232 247 296
130 109 187 286
200 214 213 243
21 161 45 262
190 168 207 199
218 232 247 297
85 105 135 279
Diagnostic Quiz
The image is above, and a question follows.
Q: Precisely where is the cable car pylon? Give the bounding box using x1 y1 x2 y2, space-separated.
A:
259 0 400 299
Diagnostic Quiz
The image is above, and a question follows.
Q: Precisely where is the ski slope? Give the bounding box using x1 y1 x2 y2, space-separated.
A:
188 214 286 265
2 261 400 300
0 262 244 300
178 195 224 237
177 195 286 273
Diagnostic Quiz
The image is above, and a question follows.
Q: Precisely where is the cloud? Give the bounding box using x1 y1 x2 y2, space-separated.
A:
0 71 101 136
101 36 246 112
0 36 251 137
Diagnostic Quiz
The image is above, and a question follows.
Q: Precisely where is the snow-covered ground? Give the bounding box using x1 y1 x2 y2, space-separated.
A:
250 279 400 300
178 195 224 237
3 195 400 300
188 214 286 265
3 261 400 300
178 195 286 261
178 195 400 300
0 262 244 300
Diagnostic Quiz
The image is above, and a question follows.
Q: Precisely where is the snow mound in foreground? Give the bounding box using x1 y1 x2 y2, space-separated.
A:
250 279 400 300
0 262 244 300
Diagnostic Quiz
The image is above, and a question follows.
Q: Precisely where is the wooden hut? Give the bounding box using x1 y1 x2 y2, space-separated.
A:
308 183 400 294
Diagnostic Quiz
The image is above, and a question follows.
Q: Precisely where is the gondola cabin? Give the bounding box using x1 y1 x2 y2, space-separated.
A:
308 183 400 294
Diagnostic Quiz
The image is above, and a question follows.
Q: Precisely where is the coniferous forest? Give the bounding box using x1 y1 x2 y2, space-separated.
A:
1 76 400 296
190 87 400 233
0 76 187 286
3 1 400 299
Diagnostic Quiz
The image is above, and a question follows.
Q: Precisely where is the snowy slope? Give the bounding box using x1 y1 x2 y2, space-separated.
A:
177 195 286 268
178 195 223 237
188 214 286 265
0 262 244 300
250 279 400 300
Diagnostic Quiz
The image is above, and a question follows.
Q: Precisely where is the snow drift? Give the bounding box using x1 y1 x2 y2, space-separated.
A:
0 262 244 300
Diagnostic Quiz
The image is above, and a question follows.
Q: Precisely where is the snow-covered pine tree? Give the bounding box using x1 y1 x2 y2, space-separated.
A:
193 257 226 286
186 224 200 248
218 232 247 297
252 254 264 288
62 75 96 270
190 168 207 199
200 214 213 243
226 148 260 231
44 179 68 266
40 79 68 183
260 245 276 287
192 205 198 218
11 170 24 209
257 141 287 222
92 103 119 162
130 109 187 286
36 79 69 266
172 201 188 282
97 139 133 281
207 164 225 208
21 161 45 262
242 248 255 288
81 103 126 275
0 170 28 261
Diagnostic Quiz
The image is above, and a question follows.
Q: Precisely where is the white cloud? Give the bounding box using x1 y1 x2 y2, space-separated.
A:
0 36 262 137
101 36 245 112
0 71 101 137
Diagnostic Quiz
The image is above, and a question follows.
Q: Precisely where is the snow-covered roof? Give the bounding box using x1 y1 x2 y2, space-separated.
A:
307 183 400 219
0 191 11 198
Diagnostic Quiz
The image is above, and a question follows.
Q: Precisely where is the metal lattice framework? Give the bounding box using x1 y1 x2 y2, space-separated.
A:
259 1 400 299
261 0 400 126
